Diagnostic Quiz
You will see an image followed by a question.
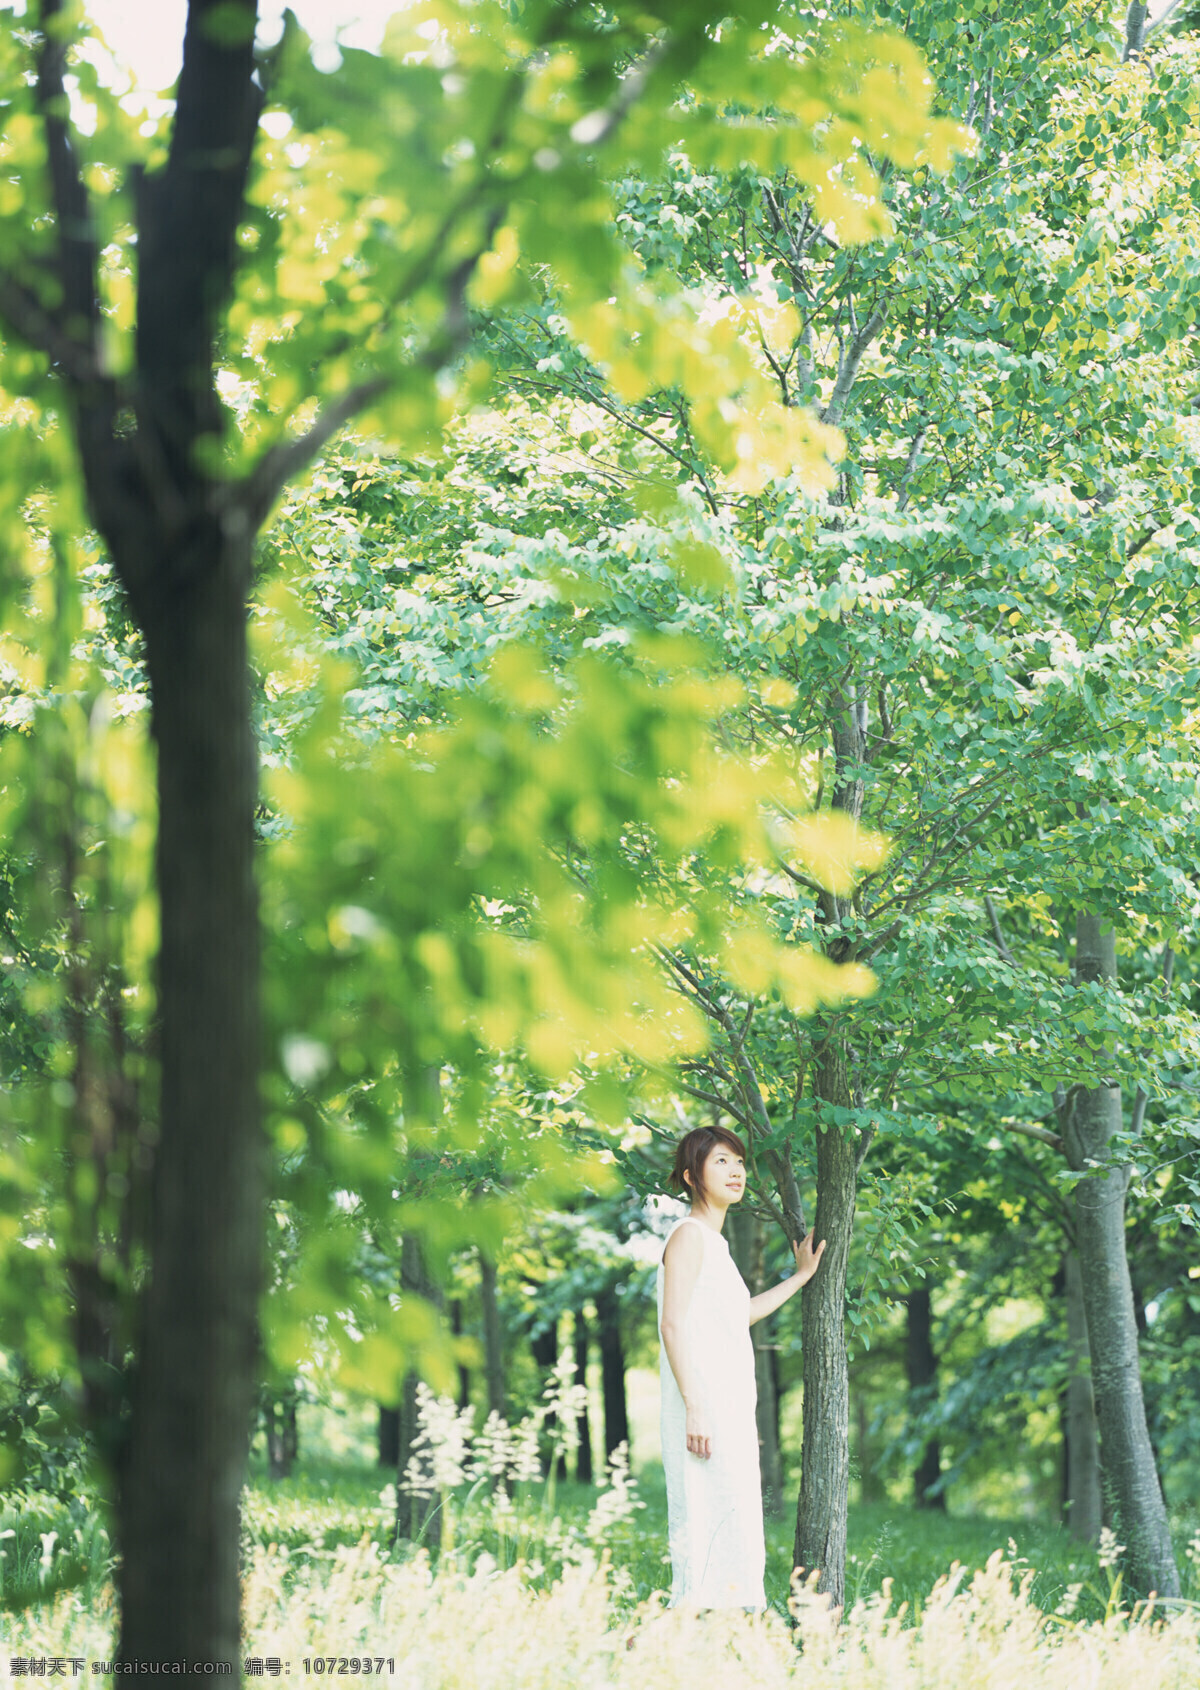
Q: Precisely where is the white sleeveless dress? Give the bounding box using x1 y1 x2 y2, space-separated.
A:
656 1214 766 1609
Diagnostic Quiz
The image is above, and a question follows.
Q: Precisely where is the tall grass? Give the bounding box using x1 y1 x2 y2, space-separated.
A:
5 1538 1196 1688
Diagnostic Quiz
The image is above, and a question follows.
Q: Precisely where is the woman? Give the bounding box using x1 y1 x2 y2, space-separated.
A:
656 1125 826 1610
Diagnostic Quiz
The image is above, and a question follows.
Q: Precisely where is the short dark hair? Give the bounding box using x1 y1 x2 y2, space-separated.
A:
668 1125 748 1203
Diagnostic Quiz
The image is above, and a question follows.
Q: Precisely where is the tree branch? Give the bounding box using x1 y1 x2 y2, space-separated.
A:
984 894 1017 965
1147 0 1189 38
0 272 103 383
1123 3 1149 61
136 0 262 463
36 0 101 356
1007 1120 1064 1153
568 40 669 151
821 302 887 427
242 377 390 529
896 420 927 512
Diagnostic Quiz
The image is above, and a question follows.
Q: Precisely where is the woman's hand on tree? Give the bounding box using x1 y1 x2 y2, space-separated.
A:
685 1405 711 1459
792 1231 827 1283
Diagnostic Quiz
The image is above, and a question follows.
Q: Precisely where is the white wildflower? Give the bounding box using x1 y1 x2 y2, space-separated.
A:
585 1442 644 1542
507 1412 544 1485
400 1382 475 1496
1057 1583 1083 1617
469 1410 515 1482
542 1351 588 1459
1098 1526 1126 1570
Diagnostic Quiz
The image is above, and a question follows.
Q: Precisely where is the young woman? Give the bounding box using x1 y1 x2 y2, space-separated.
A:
656 1125 826 1610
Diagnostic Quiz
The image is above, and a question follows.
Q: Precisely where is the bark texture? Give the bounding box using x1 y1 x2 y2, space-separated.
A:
117 537 262 1666
791 682 870 1611
1063 1249 1102 1543
1063 916 1179 1596
793 1043 858 1611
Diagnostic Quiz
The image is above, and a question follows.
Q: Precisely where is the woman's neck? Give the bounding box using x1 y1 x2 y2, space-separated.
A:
688 1199 727 1233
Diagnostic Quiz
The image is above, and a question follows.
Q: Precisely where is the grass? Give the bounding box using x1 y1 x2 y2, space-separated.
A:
3 1533 1198 1689
1 1446 1196 1686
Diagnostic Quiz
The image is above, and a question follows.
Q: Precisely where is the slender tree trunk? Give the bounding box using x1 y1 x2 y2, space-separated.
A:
574 1308 593 1483
792 683 869 1612
394 1233 444 1548
1062 916 1179 1596
793 1041 858 1611
117 544 263 1667
595 1283 629 1458
284 1397 298 1462
451 1297 471 1410
728 1206 785 1515
479 1250 505 1417
905 1287 945 1511
379 1406 400 1468
530 1317 567 1478
1063 1249 1102 1543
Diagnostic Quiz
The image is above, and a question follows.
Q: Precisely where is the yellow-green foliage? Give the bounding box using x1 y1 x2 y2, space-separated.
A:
3 1543 1197 1686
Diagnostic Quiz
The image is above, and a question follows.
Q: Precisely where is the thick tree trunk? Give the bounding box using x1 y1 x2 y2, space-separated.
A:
1063 1249 1102 1542
116 544 262 1668
479 1250 505 1417
573 1308 593 1483
595 1283 629 1458
793 1040 858 1612
905 1287 945 1511
728 1206 785 1516
1063 916 1179 1597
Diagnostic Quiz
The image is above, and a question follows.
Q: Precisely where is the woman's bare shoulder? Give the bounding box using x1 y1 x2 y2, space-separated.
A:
662 1219 704 1268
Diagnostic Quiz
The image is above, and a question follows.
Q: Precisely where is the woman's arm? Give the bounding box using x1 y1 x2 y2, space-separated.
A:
659 1224 712 1458
748 1231 826 1327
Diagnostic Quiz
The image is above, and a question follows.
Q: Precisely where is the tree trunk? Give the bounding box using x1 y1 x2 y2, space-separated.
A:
595 1283 629 1458
394 1233 444 1548
905 1287 945 1511
530 1317 567 1478
116 544 263 1668
1063 916 1179 1596
450 1297 471 1410
379 1406 400 1468
1063 1249 1102 1543
728 1206 785 1516
793 1039 858 1612
792 682 869 1613
479 1250 505 1417
573 1308 593 1483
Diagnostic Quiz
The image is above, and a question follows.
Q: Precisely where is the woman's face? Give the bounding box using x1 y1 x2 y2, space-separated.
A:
694 1143 746 1204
